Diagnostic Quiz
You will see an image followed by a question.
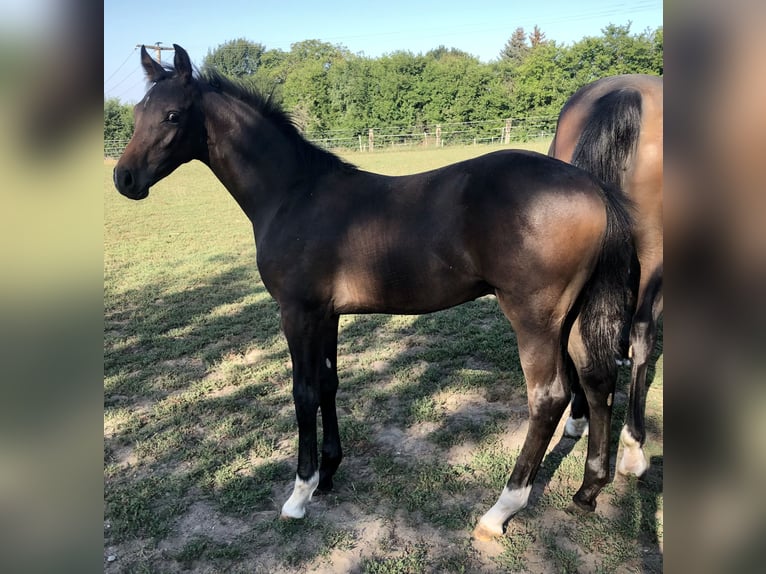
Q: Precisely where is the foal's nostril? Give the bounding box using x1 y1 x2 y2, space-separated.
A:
113 166 134 191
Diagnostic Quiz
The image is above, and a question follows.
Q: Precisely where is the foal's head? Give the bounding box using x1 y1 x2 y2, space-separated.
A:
113 44 206 200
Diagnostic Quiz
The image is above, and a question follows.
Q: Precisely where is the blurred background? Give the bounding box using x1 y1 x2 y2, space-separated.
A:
0 0 102 572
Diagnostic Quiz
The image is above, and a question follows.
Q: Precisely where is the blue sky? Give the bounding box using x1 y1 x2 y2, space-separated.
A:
104 0 662 103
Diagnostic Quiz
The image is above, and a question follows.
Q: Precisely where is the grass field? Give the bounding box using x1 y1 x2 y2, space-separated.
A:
104 143 663 573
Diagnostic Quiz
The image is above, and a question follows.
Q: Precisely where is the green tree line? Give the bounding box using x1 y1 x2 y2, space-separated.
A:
104 23 662 152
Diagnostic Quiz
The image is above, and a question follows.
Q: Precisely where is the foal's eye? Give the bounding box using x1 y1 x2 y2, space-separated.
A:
165 111 180 124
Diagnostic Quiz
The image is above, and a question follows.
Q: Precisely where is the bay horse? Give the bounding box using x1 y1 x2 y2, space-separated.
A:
113 45 635 540
548 74 663 477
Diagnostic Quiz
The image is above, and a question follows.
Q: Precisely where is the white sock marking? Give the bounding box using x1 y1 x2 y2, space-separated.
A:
617 426 649 476
564 415 589 438
476 485 532 537
280 471 320 519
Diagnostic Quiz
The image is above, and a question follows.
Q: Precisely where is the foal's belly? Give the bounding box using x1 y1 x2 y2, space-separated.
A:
331 265 491 315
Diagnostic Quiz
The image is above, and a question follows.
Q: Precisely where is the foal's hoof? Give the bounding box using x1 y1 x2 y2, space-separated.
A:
316 477 334 494
567 494 596 515
472 522 503 542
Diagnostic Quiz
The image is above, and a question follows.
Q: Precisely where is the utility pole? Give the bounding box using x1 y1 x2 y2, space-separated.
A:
135 42 175 63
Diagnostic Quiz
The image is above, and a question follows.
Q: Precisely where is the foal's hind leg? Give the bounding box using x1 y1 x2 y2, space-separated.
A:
618 269 662 477
474 303 570 540
564 373 590 439
564 254 638 441
567 321 618 512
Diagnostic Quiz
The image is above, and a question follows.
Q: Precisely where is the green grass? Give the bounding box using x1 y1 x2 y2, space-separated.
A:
104 141 663 573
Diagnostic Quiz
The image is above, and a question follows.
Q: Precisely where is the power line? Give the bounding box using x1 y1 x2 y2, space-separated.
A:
104 47 138 85
114 75 148 102
105 65 141 94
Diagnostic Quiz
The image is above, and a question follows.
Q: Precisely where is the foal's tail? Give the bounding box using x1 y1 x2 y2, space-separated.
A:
570 87 643 191
576 184 635 378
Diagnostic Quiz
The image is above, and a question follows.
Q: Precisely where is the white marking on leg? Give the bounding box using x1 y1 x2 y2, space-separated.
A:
325 358 332 369
564 415 589 438
617 426 649 476
475 485 531 538
280 471 320 519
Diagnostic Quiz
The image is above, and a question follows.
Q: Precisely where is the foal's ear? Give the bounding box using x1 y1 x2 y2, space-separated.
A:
140 45 167 82
173 44 193 84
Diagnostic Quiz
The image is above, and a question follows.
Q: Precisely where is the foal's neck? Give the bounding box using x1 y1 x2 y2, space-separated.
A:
200 89 301 237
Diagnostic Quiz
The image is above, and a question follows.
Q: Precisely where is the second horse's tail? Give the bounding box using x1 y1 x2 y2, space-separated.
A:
570 88 643 191
576 182 635 378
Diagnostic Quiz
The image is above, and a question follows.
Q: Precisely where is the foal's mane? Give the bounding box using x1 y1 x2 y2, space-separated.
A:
198 68 357 175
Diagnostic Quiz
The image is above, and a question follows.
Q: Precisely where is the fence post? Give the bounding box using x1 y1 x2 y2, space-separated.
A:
504 118 512 145
368 128 374 152
436 125 441 147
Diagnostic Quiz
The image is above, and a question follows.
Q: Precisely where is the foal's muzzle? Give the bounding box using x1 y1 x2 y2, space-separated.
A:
113 166 149 200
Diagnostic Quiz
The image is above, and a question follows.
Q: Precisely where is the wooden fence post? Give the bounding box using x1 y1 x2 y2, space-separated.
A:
504 118 512 145
368 128 374 152
436 125 441 147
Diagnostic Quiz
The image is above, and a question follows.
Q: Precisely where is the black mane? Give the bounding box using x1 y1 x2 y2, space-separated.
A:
198 68 357 175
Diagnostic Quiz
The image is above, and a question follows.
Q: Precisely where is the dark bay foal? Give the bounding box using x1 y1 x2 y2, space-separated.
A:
114 45 634 539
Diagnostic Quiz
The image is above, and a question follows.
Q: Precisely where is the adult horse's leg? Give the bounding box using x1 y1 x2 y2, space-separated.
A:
474 297 570 540
317 315 343 493
279 304 338 519
618 267 662 476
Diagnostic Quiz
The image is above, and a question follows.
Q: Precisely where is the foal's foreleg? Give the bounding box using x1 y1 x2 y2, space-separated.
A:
317 316 342 492
279 307 336 519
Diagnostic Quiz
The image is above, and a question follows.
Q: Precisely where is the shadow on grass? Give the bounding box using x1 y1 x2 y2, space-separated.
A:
105 263 283 406
104 263 663 571
104 262 298 544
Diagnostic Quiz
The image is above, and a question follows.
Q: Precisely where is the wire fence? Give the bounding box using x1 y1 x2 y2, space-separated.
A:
104 115 557 158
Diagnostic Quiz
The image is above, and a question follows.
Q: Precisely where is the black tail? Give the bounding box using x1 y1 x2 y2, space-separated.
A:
571 88 643 191
578 185 635 378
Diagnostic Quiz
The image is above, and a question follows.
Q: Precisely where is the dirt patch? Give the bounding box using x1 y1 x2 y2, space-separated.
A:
159 501 253 549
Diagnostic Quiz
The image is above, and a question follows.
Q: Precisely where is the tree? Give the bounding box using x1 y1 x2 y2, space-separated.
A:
202 38 265 78
528 25 547 48
500 27 529 65
174 24 662 147
566 23 663 83
509 41 576 119
650 26 663 74
426 45 474 60
103 98 134 143
280 40 353 134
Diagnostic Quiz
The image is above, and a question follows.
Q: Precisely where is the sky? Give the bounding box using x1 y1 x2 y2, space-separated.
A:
104 0 662 104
